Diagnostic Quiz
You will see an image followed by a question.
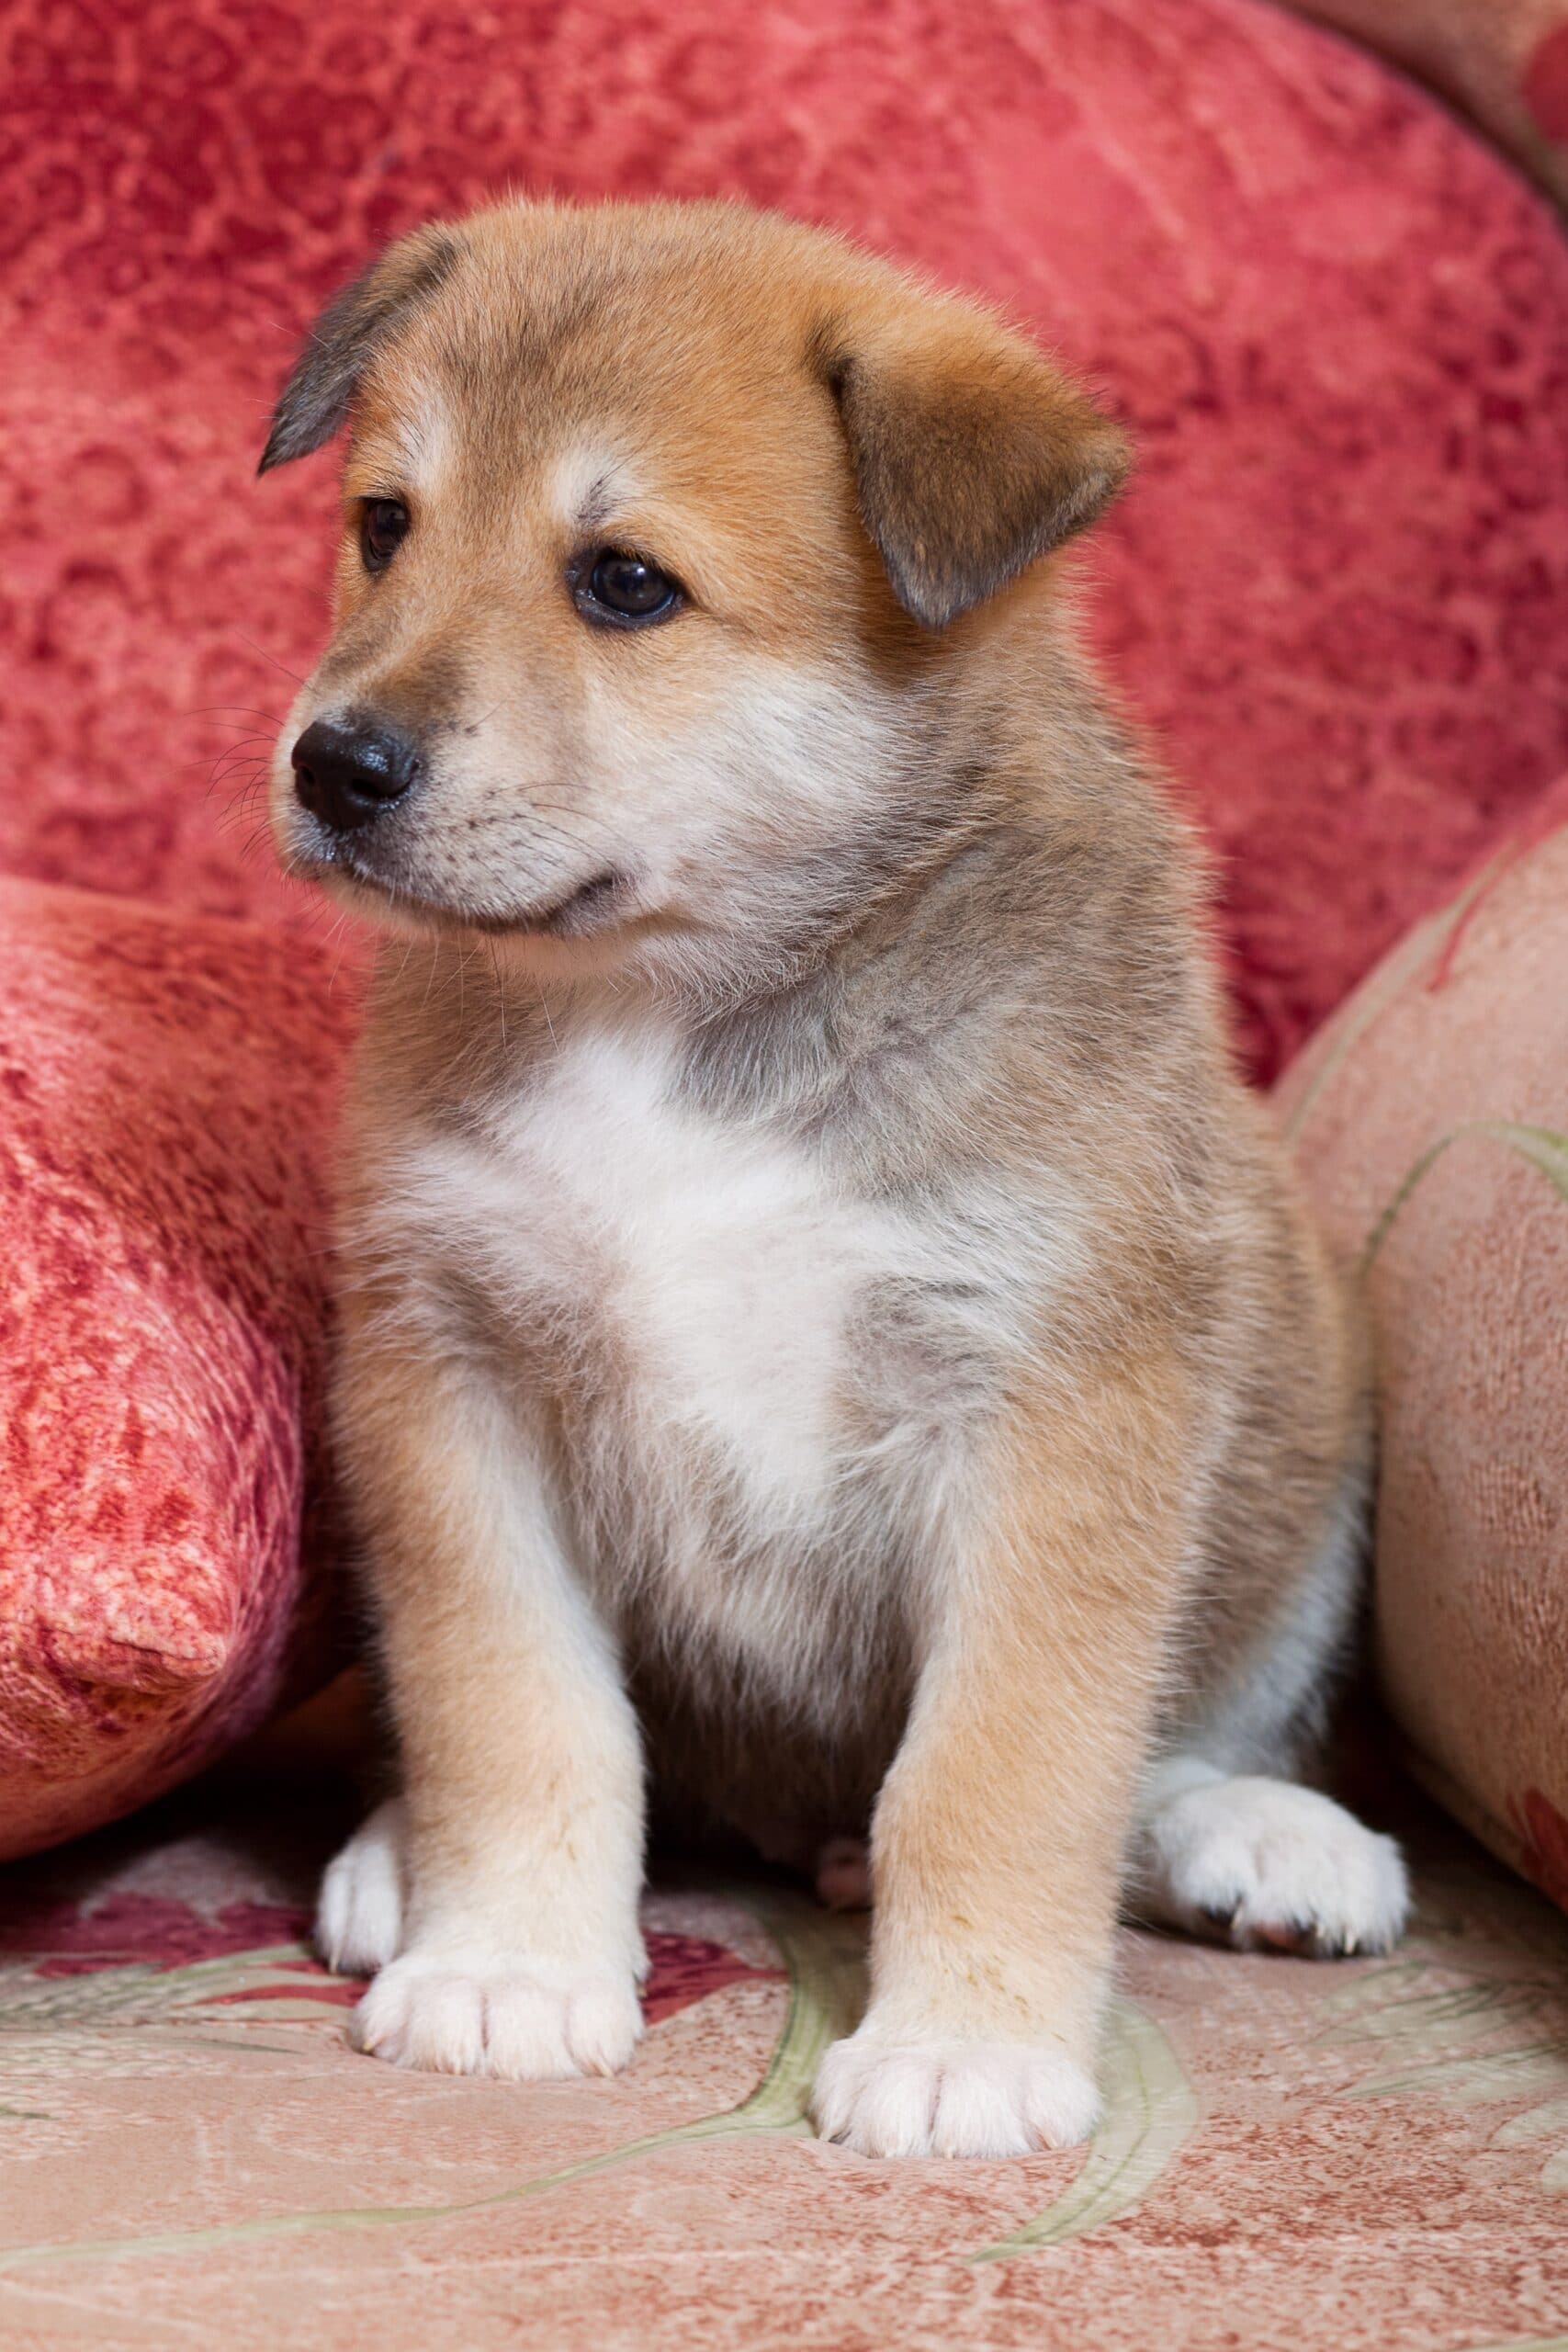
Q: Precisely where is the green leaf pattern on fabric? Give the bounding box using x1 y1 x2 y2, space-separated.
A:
1319 1958 1568 2195
0 1899 1201 2275
969 1996 1200 2261
1362 1122 1568 1272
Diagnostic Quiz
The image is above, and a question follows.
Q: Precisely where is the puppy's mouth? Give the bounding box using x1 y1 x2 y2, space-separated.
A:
299 844 631 943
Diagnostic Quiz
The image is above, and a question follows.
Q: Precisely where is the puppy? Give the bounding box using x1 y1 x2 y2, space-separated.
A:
263 198 1407 2161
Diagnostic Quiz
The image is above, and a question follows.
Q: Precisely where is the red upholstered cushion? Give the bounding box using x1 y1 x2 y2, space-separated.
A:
0 881 350 1860
4 0 1566 1084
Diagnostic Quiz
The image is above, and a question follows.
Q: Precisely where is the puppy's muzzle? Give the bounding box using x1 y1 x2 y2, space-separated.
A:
292 715 423 835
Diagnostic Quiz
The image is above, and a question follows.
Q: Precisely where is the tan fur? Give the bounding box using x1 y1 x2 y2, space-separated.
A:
863 1345 1197 2042
267 197 1405 2158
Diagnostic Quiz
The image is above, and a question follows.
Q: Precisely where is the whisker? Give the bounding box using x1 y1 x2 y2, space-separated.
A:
197 737 272 767
326 910 356 1001
233 820 275 866
535 980 559 1055
236 632 308 689
488 938 508 1057
209 763 268 807
183 703 288 723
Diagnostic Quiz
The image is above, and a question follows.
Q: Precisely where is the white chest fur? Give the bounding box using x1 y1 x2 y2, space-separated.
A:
403 1008 915 1523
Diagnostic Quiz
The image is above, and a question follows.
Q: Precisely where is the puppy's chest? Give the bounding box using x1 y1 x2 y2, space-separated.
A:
459 1018 921 1515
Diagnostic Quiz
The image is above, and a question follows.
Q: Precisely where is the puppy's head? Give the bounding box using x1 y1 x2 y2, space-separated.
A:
263 199 1126 985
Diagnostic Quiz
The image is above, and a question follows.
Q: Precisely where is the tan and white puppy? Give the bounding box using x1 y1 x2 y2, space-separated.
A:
263 198 1407 2161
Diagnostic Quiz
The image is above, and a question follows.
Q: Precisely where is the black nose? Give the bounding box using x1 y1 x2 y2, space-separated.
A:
291 717 423 833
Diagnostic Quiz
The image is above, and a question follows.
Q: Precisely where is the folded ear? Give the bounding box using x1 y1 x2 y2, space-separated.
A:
258 223 463 475
819 296 1129 629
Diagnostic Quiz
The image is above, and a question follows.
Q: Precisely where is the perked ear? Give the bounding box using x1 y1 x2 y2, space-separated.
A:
258 223 464 475
819 295 1130 630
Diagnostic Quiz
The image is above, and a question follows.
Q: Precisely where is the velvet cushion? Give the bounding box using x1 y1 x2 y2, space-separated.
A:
1277 780 1568 1916
0 880 350 1860
4 0 1568 1086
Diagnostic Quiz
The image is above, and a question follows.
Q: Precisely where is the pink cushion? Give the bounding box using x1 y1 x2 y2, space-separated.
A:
1277 778 1568 1916
0 880 351 1860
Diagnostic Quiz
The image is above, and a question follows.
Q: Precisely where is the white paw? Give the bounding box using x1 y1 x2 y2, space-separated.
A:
316 1799 407 1976
352 1949 643 2080
812 2031 1100 2159
1138 1775 1409 1957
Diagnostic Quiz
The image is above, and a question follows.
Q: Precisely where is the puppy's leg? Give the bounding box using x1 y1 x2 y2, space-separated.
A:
337 1332 646 2081
1130 1471 1409 1959
1129 1759 1408 1957
813 1355 1193 2160
318 1796 408 1976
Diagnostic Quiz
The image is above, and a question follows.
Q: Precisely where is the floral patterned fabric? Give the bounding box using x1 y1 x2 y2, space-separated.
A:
1 1760 1566 2349
4 0 1568 1083
1277 783 1568 1929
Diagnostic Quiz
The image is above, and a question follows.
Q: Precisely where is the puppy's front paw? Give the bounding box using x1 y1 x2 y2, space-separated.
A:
812 2030 1100 2159
1139 1775 1409 1957
353 1950 644 2081
317 1798 407 1976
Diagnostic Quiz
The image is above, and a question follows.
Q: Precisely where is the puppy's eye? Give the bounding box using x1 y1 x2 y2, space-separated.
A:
360 499 410 572
575 549 682 628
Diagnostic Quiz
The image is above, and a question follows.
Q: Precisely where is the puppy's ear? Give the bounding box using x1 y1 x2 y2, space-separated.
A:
258 223 463 475
819 297 1129 629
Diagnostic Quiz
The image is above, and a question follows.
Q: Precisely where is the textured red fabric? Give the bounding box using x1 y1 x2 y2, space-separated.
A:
0 880 352 1860
5 0 1568 1084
